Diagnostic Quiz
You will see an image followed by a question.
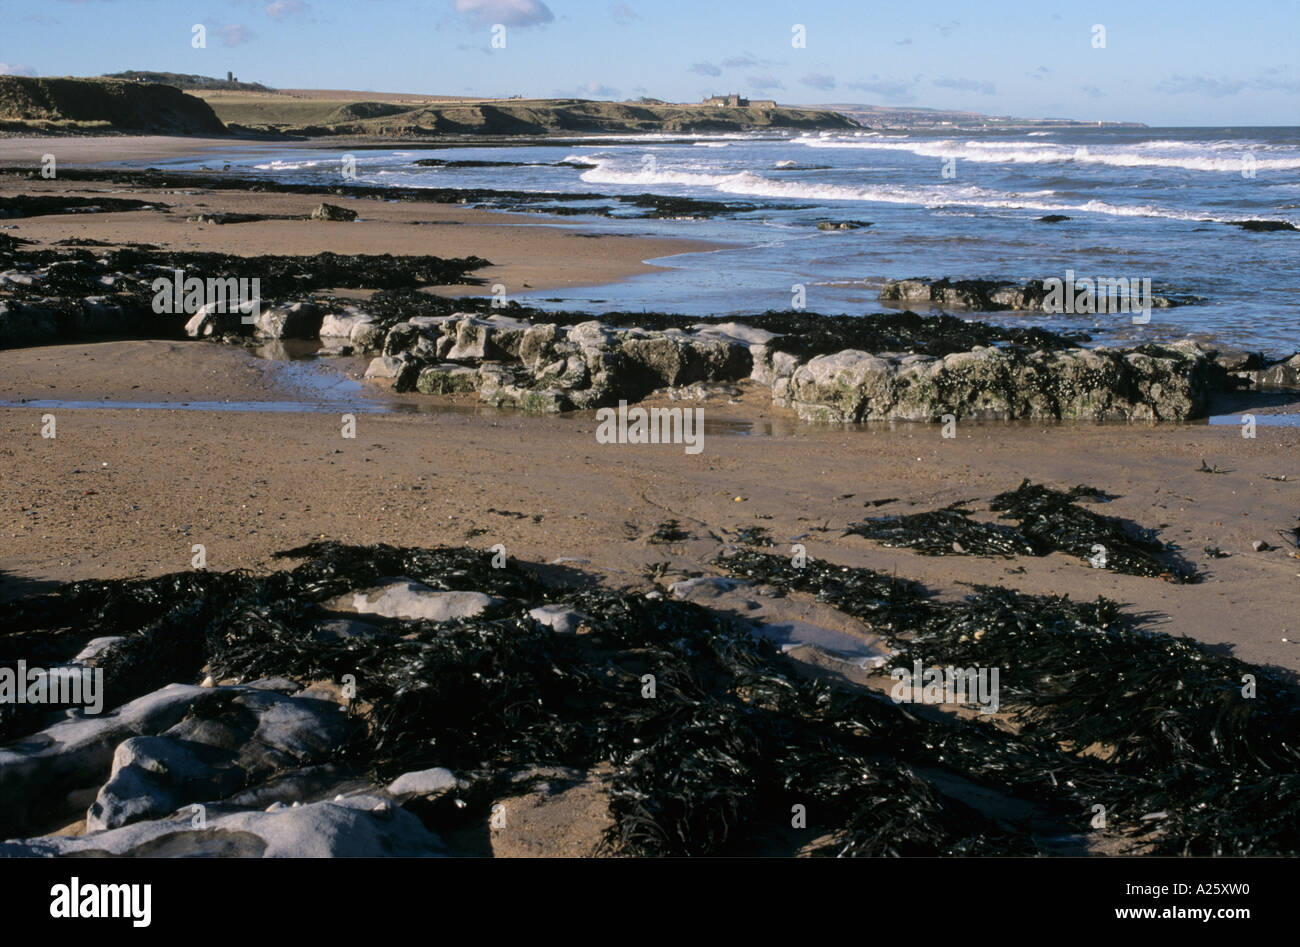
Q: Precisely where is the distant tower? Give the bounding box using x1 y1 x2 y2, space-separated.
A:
227 71 233 82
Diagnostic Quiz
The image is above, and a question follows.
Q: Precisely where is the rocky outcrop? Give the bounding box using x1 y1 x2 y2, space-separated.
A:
774 342 1217 423
369 313 752 412
319 307 382 350
1244 353 1300 388
2 794 444 857
880 277 1198 311
1 235 1290 420
0 679 349 838
362 310 1226 422
310 202 358 222
251 300 322 339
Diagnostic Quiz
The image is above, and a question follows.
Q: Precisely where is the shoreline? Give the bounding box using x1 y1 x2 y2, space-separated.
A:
2 134 1300 859
0 164 729 297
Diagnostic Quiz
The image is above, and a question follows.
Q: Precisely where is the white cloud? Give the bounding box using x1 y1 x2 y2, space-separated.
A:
266 0 309 21
689 62 721 77
847 75 920 103
723 53 782 69
217 24 256 47
799 73 836 91
0 63 36 76
933 76 996 95
1157 73 1300 97
558 81 622 99
453 0 554 28
581 81 621 98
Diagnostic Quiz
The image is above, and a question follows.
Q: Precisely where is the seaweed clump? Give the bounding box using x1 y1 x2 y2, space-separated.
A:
0 542 1039 857
647 520 692 544
5 540 1295 855
716 547 1300 855
988 480 1198 582
847 481 1199 582
846 505 1035 558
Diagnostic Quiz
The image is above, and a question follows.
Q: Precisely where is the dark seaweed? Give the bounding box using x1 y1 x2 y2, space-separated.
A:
647 520 692 544
5 541 1298 854
0 168 770 222
733 525 773 546
848 482 1197 581
0 194 161 219
988 480 1199 582
716 547 1300 854
1 542 1052 856
847 506 1036 558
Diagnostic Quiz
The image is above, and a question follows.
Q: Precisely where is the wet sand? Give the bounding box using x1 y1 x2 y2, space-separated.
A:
1 339 1298 675
0 156 725 298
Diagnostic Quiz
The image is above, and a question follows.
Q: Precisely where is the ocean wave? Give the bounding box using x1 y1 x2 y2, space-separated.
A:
252 159 328 171
578 159 1299 224
794 136 1300 172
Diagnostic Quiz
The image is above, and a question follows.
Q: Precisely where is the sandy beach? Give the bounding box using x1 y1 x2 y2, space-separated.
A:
2 136 1299 864
2 144 1296 674
3 334 1298 672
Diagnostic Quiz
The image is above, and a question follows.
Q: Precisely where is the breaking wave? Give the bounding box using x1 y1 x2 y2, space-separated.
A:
794 135 1300 173
578 158 1297 224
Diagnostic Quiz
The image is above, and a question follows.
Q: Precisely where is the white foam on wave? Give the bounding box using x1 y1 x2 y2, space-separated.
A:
578 157 1299 225
252 159 327 171
794 136 1300 172
580 164 743 188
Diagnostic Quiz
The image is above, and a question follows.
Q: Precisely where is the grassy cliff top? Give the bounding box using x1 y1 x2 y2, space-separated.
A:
194 90 859 137
0 77 856 138
0 76 228 135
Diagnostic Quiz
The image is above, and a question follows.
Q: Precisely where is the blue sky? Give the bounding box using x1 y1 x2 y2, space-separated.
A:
1 0 1297 125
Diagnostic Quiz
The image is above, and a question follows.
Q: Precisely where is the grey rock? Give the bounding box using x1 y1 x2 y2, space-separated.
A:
416 363 479 395
253 301 321 340
310 202 357 222
0 684 210 836
4 794 444 858
85 686 348 831
86 735 242 832
528 604 585 635
667 577 747 600
320 310 381 350
1249 354 1300 389
73 637 125 666
349 579 502 622
386 767 461 799
183 300 247 339
364 355 408 380
775 343 1214 423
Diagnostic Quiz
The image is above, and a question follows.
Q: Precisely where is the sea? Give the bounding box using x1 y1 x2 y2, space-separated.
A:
150 126 1300 358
